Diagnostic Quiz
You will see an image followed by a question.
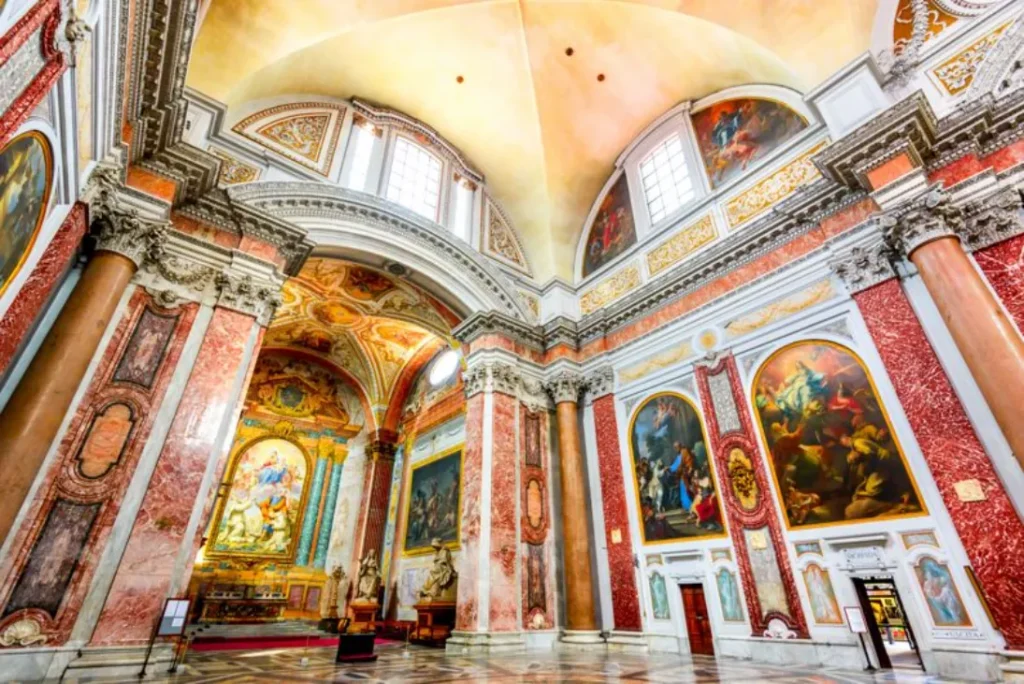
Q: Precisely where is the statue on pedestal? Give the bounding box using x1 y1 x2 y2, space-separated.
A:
355 549 381 601
418 538 458 603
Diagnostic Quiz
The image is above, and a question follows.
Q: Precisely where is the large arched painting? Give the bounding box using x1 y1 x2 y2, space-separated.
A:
0 131 52 297
582 174 636 278
629 393 725 544
752 341 925 529
691 98 806 189
210 438 309 559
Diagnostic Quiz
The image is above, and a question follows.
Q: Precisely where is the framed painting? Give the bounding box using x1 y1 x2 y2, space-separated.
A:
802 564 843 625
0 130 53 298
690 98 807 189
715 568 745 623
752 340 926 529
914 557 972 627
628 392 726 544
208 437 311 560
649 572 670 620
402 445 463 555
582 174 636 278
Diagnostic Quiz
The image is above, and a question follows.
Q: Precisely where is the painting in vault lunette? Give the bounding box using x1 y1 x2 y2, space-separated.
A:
691 98 806 189
629 393 724 544
582 174 636 278
753 341 924 529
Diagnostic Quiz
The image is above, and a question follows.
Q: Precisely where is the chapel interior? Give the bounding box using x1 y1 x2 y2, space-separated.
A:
0 0 1023 682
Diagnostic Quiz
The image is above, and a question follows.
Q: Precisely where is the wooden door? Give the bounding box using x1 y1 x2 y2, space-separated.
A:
681 584 715 656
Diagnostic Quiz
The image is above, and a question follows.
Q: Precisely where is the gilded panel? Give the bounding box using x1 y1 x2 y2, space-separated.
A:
645 214 717 276
724 141 828 228
579 264 640 315
931 21 1012 96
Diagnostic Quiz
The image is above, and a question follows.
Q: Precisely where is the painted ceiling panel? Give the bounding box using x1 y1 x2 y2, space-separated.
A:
188 0 880 279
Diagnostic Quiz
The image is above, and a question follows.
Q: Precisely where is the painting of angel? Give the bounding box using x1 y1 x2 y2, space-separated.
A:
629 393 724 543
582 175 636 277
752 341 924 529
914 558 971 627
691 98 806 189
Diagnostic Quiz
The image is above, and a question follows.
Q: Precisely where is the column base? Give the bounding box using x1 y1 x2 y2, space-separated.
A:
606 630 648 654
558 630 606 651
445 630 526 655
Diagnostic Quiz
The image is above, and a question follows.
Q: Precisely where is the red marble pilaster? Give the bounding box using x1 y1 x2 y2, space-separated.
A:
520 405 555 630
488 392 518 631
0 203 87 377
855 279 1024 649
973 233 1024 333
591 394 642 632
352 437 397 574
0 290 199 646
454 392 484 631
696 356 809 638
0 0 65 146
88 308 258 646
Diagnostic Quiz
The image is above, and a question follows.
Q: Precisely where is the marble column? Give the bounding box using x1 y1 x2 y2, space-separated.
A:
353 432 398 568
296 456 329 567
883 189 1024 470
584 368 643 634
545 370 599 640
0 212 162 544
313 456 344 569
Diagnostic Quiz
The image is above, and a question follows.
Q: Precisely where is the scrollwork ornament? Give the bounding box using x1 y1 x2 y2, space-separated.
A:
62 2 91 67
584 366 615 402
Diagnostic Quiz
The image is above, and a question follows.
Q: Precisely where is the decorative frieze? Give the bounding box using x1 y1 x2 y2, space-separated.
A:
959 186 1024 251
579 265 641 315
931 21 1013 96
724 142 828 228
645 214 717 276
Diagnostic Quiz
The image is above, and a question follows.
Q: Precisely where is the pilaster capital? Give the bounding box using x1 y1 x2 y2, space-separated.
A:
827 221 897 294
518 374 553 413
462 360 521 398
215 272 283 326
543 369 586 405
881 187 964 258
583 366 615 403
85 165 169 268
959 186 1024 252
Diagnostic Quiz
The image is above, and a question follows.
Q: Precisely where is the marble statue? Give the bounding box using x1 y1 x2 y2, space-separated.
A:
320 565 347 619
355 549 381 602
418 537 458 602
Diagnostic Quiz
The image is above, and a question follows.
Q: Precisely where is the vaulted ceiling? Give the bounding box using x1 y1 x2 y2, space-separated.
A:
188 1 880 280
263 258 458 426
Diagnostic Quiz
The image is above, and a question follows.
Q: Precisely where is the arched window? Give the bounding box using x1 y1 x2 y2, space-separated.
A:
638 132 695 224
386 136 443 221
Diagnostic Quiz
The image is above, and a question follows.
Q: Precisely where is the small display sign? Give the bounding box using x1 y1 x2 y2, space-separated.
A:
158 599 191 636
844 606 867 634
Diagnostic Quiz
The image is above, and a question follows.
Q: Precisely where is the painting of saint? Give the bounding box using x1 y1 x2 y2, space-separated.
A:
403 448 462 555
582 174 636 278
914 558 971 627
716 568 744 622
211 438 308 558
752 341 924 529
629 393 725 544
650 572 670 620
0 131 52 297
802 564 843 624
691 98 807 189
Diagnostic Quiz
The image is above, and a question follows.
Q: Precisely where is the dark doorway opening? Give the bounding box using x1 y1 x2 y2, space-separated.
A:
680 583 714 656
852 576 924 671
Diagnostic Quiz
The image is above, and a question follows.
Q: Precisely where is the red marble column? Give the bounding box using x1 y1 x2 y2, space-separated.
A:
591 394 642 632
352 433 397 572
855 279 1024 649
454 391 485 632
0 290 199 646
696 356 809 638
0 203 87 377
488 392 519 631
88 307 260 646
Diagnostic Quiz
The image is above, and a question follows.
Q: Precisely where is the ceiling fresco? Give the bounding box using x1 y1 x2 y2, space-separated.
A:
188 0 879 280
264 258 455 424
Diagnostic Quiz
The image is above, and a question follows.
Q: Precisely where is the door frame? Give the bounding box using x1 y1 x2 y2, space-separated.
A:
678 581 715 657
851 575 925 671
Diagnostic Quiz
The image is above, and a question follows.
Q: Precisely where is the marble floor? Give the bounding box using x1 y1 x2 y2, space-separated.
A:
70 642 965 684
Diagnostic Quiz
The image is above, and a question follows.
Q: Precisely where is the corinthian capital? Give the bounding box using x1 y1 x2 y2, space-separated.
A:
584 366 615 402
543 369 586 405
881 187 964 258
461 360 521 398
216 273 284 326
85 165 168 267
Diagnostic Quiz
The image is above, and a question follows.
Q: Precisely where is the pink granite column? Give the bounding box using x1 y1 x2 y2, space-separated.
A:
855 279 1024 648
89 307 261 646
590 389 642 632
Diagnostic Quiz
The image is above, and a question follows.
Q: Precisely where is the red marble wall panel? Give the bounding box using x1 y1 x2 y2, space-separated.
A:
488 392 518 631
696 357 809 638
928 154 986 188
856 280 1024 648
980 139 1024 173
0 290 198 645
170 212 239 250
973 233 1024 333
0 203 87 377
454 392 484 631
0 0 65 146
238 235 287 270
592 394 642 632
520 406 555 630
89 308 257 646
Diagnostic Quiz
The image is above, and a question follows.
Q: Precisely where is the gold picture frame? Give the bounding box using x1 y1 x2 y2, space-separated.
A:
401 443 464 557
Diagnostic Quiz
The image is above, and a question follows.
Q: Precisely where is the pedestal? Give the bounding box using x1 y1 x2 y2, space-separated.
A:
412 601 456 645
335 632 377 663
348 600 378 633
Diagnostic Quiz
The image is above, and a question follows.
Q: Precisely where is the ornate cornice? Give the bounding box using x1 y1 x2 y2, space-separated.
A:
543 369 586 405
880 187 964 257
959 185 1024 250
452 310 544 350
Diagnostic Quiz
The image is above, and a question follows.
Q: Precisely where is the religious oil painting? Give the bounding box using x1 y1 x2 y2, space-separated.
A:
629 393 725 544
403 447 463 555
914 557 972 627
802 564 843 625
691 98 806 189
650 572 670 620
112 308 180 388
0 130 52 297
210 438 309 559
752 341 925 529
582 174 636 278
716 568 744 623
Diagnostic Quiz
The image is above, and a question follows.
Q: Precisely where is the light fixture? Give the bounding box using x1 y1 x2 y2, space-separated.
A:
428 349 459 386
